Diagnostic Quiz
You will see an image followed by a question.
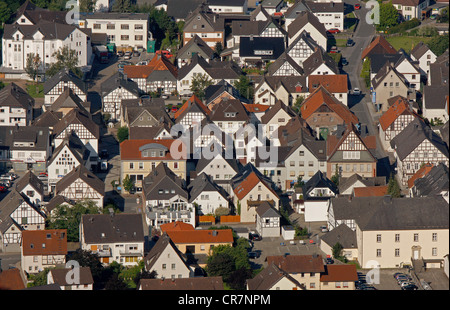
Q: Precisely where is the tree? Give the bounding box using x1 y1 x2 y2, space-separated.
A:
117 126 129 143
234 75 254 100
330 164 340 186
292 96 305 115
112 0 132 13
67 248 104 282
79 0 97 12
378 1 399 30
190 73 213 99
25 53 42 83
206 251 236 282
0 1 12 25
332 242 344 259
387 173 401 198
122 174 134 192
46 46 82 78
428 35 449 57
361 57 371 88
214 206 230 217
214 42 223 58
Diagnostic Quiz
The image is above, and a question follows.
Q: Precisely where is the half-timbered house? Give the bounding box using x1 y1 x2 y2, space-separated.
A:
14 170 45 207
0 189 46 252
52 109 100 162
285 30 320 66
266 52 304 77
174 94 211 129
390 118 449 186
101 72 141 120
21 229 67 274
43 69 87 107
54 165 105 208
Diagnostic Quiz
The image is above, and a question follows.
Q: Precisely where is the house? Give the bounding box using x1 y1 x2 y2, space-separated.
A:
40 195 76 218
54 164 105 207
352 185 389 197
390 118 449 185
14 170 45 206
123 53 178 95
319 264 358 290
142 163 194 229
338 173 386 196
177 54 241 96
243 103 271 123
255 201 281 238
154 0 205 22
378 96 419 151
410 41 437 79
207 0 248 14
266 254 325 290
0 268 26 290
80 213 146 266
46 88 90 116
301 170 338 222
182 4 225 48
0 83 34 126
327 196 449 268
428 49 448 86
177 35 215 68
209 99 250 135
52 109 100 161
371 62 410 112
78 12 150 50
361 35 397 61
43 69 87 107
31 110 63 131
285 30 320 65
0 125 51 173
283 0 311 29
392 52 422 91
261 0 285 15
422 85 449 123
187 173 230 215
320 223 358 261
237 36 286 67
253 75 308 106
21 229 67 274
266 52 304 77
260 99 297 141
139 276 224 290
391 0 431 20
120 97 172 129
305 1 345 31
166 229 234 256
231 163 280 223
204 79 246 109
302 47 339 79
47 267 94 290
409 163 449 202
100 72 141 120
246 262 304 290
174 94 211 129
47 131 92 190
120 139 187 190
300 86 359 140
307 74 348 106
143 233 193 279
1 19 91 80
286 9 328 50
326 123 377 179
0 189 46 253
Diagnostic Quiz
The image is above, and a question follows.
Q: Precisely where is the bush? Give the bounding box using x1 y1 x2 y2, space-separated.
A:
386 18 420 34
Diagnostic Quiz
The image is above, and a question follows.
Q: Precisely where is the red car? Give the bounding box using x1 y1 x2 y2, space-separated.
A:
327 28 341 34
156 50 173 59
355 4 361 10
0 185 7 192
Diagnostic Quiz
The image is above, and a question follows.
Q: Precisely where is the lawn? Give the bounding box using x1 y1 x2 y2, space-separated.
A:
385 36 433 53
26 82 44 98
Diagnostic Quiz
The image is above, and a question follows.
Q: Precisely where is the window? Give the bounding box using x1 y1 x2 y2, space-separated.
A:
162 264 166 269
129 163 134 169
310 283 315 289
376 249 381 257
414 234 419 242
107 24 115 30
171 263 176 270
432 248 437 256
335 282 341 288
121 35 129 41
135 24 143 30
376 234 381 243
432 233 437 242
135 35 143 41
93 24 101 29
395 234 400 242
121 24 129 30
395 249 400 257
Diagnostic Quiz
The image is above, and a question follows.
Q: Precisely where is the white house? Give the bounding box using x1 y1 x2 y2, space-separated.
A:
410 41 437 80
305 1 344 31
302 171 338 222
391 0 431 20
14 170 45 207
43 69 87 107
0 83 34 127
207 0 248 14
287 10 328 50
47 267 94 290
187 173 230 215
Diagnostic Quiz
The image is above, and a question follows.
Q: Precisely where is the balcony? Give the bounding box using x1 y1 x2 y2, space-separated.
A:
95 248 112 257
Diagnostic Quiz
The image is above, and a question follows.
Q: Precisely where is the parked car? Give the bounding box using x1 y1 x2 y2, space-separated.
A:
326 257 334 264
402 284 418 290
100 160 108 171
0 174 14 181
136 60 148 66
117 50 124 57
354 4 361 10
249 233 262 241
156 50 173 59
342 58 349 66
352 88 361 96
248 251 261 259
0 185 7 192
330 46 339 53
400 281 415 288
320 225 328 232
0 180 11 187
124 51 132 60
133 50 140 57
346 39 355 47
39 172 48 177
327 28 340 34
117 61 132 69
100 149 108 160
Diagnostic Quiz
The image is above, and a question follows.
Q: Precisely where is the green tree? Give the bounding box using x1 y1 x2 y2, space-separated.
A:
79 0 97 12
387 174 401 198
361 57 371 88
117 126 129 143
46 46 82 78
214 41 223 58
122 174 134 192
25 53 42 83
0 1 12 25
234 75 254 100
206 251 236 282
330 164 340 186
332 242 344 259
190 73 213 99
112 0 132 12
378 1 399 30
292 96 305 115
67 248 104 282
428 35 449 56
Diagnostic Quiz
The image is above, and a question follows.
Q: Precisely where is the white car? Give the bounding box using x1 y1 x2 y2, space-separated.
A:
353 88 361 96
124 51 132 60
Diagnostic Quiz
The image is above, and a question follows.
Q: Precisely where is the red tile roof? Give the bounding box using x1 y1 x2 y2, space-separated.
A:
0 268 26 290
233 171 279 201
267 255 325 273
407 163 434 188
120 139 186 161
361 35 397 60
320 264 358 282
166 229 234 244
22 229 67 256
123 54 178 79
160 221 196 233
301 86 358 125
243 103 271 113
174 94 210 120
308 75 349 94
353 185 388 197
379 97 416 131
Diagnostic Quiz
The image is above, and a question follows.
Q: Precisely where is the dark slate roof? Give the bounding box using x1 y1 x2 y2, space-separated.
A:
302 170 338 199
320 224 357 249
177 34 214 60
412 163 449 197
52 109 100 140
204 79 244 105
260 99 297 124
0 126 50 152
195 151 241 175
14 0 68 24
100 72 141 97
81 213 145 244
47 131 91 167
14 170 45 197
187 173 229 202
163 0 205 20
55 165 105 197
429 49 449 86
178 54 242 80
371 62 408 89
239 36 285 61
49 88 88 114
80 12 149 20
246 263 303 290
302 47 339 76
411 41 432 60
330 196 449 230
0 82 34 109
287 9 327 39
390 118 449 161
43 69 86 95
32 110 63 128
142 163 187 201
256 201 281 218
209 99 249 122
305 1 344 13
49 267 94 286
284 0 309 20
338 174 386 194
267 52 304 76
369 53 402 74
423 84 449 110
